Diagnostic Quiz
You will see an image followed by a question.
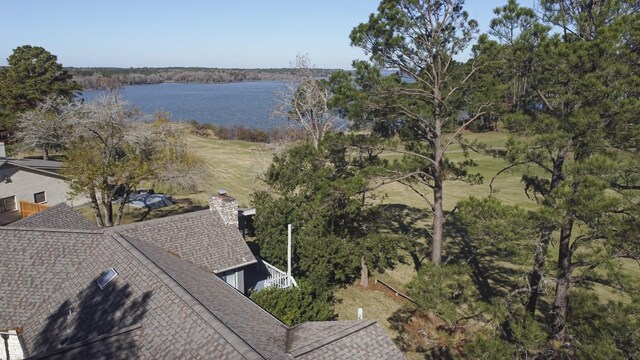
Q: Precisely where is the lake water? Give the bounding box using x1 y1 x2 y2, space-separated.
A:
82 82 290 129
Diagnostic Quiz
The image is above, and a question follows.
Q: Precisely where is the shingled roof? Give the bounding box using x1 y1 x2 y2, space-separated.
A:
111 208 257 273
8 203 99 231
0 158 64 178
2 227 269 359
0 213 405 359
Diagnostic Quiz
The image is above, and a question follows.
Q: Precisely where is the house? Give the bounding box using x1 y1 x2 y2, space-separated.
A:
0 205 405 359
0 142 89 225
109 192 260 294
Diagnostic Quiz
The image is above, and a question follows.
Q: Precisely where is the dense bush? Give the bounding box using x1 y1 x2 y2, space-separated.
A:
250 282 335 326
187 120 308 144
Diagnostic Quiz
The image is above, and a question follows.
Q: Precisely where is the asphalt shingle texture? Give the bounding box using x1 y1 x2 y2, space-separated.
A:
292 321 405 360
287 320 404 359
0 228 248 359
112 209 256 273
127 235 289 359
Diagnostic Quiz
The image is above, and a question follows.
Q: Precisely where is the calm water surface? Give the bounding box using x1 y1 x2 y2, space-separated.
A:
82 82 289 129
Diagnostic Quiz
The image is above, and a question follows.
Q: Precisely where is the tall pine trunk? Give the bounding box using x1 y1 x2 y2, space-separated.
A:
549 178 578 344
549 211 574 343
431 117 444 265
432 165 444 264
526 149 567 315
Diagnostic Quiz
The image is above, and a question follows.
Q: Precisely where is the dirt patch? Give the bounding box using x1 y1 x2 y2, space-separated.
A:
357 281 414 305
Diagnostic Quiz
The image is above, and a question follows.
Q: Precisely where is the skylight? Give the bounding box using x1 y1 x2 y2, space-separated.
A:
97 268 118 290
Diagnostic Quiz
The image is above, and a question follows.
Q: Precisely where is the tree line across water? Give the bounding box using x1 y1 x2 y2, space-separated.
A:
67 67 336 89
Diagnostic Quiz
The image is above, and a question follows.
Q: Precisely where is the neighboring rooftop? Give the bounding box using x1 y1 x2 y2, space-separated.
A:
0 215 405 359
8 203 99 231
0 158 64 176
111 208 257 273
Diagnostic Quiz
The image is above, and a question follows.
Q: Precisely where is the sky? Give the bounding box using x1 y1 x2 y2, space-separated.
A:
1 0 536 69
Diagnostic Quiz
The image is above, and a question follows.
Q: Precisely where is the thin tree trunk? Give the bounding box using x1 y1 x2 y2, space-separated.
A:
432 177 444 264
102 193 113 227
549 210 575 343
89 191 105 228
431 118 444 265
526 150 567 315
526 231 550 315
360 256 369 287
104 202 113 227
42 145 49 161
115 190 131 226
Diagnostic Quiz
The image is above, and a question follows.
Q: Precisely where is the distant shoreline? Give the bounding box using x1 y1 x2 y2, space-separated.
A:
68 67 340 89
78 79 291 91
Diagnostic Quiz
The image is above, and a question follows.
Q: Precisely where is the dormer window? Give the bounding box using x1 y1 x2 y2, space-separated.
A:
97 268 118 290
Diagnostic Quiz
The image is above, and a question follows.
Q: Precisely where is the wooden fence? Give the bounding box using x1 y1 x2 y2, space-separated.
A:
375 277 417 304
19 200 48 218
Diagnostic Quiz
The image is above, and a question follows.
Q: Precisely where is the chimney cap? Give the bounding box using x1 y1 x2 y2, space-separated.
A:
217 189 227 196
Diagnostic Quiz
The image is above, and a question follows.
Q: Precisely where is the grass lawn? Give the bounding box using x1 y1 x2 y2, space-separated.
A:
183 134 273 206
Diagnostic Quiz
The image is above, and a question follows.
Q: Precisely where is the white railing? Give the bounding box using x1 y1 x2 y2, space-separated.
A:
261 259 297 289
1 330 24 360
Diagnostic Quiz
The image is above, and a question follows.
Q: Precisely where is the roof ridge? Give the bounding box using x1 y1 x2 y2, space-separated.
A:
2 159 64 178
109 232 263 360
0 226 103 235
287 320 377 357
108 208 214 231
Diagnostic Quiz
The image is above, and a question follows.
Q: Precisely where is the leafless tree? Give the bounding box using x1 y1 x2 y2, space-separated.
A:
271 55 344 148
64 94 206 226
14 95 74 160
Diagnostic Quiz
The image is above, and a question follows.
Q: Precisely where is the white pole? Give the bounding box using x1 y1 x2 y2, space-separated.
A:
287 224 292 287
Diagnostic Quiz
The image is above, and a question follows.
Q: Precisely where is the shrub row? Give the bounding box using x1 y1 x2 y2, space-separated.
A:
187 120 307 143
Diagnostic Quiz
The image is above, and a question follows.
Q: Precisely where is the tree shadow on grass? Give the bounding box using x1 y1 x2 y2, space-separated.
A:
31 274 152 358
387 306 456 359
387 306 420 352
374 203 432 272
444 212 524 302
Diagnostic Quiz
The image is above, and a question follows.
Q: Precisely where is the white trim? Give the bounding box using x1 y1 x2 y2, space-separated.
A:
213 259 257 274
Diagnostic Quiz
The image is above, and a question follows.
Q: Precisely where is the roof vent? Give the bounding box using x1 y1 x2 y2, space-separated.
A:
218 189 227 196
97 268 118 290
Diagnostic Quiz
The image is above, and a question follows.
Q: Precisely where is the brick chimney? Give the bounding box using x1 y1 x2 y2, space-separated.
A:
209 190 238 225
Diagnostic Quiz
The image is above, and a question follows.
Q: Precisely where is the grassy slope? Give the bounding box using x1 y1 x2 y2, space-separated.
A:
184 134 272 206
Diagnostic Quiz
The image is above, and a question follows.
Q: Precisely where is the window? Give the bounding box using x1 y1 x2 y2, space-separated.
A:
97 268 119 290
0 196 16 214
34 191 46 204
220 271 237 288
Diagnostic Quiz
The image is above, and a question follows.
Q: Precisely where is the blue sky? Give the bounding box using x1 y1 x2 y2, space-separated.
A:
1 0 535 69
